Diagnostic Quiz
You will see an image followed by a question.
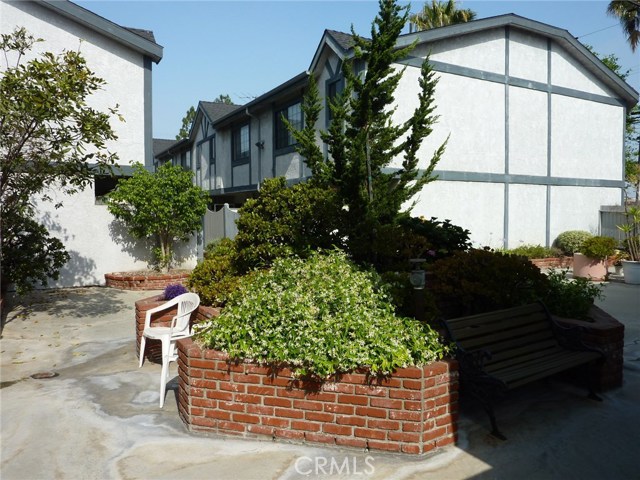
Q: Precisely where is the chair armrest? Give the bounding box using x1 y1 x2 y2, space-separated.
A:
144 296 181 328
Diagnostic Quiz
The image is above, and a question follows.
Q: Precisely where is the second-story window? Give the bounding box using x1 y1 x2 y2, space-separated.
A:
275 101 302 151
232 124 250 164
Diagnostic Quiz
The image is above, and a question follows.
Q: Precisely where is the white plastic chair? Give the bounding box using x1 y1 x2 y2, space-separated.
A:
139 292 200 407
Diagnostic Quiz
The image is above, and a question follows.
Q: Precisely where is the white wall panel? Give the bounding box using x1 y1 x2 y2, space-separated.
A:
551 44 613 97
508 87 548 176
509 29 548 84
507 184 547 247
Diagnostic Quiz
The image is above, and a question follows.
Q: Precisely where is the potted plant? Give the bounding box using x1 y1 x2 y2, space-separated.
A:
572 235 617 281
617 206 640 284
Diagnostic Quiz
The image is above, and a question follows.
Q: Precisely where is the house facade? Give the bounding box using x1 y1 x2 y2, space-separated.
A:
1 0 164 287
158 14 637 252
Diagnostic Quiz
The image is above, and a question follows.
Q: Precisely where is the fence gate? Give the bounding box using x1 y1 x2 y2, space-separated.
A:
203 203 239 247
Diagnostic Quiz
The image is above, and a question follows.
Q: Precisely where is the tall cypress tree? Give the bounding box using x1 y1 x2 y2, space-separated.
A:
290 0 447 264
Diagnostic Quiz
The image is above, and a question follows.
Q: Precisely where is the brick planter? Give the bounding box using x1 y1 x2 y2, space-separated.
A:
134 295 219 363
106 271 190 290
554 305 625 390
176 338 459 455
530 257 573 269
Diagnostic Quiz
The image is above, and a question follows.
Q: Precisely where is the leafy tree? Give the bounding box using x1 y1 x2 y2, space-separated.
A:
410 0 476 31
608 0 640 52
213 94 234 105
176 105 196 140
106 162 208 272
0 27 120 294
288 0 447 265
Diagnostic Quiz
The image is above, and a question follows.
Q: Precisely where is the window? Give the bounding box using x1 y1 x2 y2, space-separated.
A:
232 124 250 164
94 175 123 204
326 78 344 124
209 137 215 166
180 150 191 170
275 101 302 150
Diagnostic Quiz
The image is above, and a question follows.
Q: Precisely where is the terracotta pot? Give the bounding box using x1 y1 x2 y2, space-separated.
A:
572 253 607 281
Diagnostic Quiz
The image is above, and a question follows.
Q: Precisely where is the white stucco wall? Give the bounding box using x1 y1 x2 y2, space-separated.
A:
507 184 548 248
508 87 548 176
509 29 548 84
1 1 188 288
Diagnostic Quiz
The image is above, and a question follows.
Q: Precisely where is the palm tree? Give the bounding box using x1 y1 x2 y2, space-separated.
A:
410 0 477 31
607 1 640 52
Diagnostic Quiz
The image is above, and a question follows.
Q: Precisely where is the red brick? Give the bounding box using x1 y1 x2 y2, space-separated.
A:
291 420 321 432
233 374 261 384
277 388 306 399
190 359 217 369
204 370 230 381
324 403 354 415
403 421 422 432
218 421 245 433
192 397 216 408
219 381 245 393
191 379 218 389
207 390 233 401
393 367 423 379
275 408 304 419
264 397 291 408
354 385 387 396
435 393 456 406
424 362 449 377
354 428 386 440
337 394 368 406
355 406 387 418
232 413 260 424
218 362 244 372
425 385 448 398
367 440 401 452
306 392 337 402
402 379 423 390
235 394 262 404
192 417 217 428
304 432 336 445
204 409 230 420
389 389 422 400
402 444 421 454
436 435 456 447
247 425 274 436
262 417 289 428
422 426 447 442
247 385 275 396
337 373 366 384
404 401 422 411
218 401 245 412
336 415 366 427
293 400 323 411
275 429 304 440
323 424 353 436
375 377 401 388
305 411 335 423
389 410 421 421
370 398 403 409
368 419 400 430
388 431 420 443
246 365 270 375
188 368 205 379
190 407 204 416
335 437 367 449
246 405 274 415
322 383 354 394
204 349 228 360
190 387 204 398
436 414 453 427
262 377 291 387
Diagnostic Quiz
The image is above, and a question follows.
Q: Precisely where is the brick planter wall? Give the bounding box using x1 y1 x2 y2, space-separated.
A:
135 295 219 363
106 271 190 290
530 257 573 269
176 338 459 455
554 305 625 390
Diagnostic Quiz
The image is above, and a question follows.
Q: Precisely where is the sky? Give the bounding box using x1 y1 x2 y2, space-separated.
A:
75 0 640 140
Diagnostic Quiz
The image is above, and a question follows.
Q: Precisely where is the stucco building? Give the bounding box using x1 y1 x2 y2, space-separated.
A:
1 0 165 288
157 14 638 253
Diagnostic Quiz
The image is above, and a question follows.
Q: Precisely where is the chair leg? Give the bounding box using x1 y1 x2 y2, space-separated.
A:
159 337 171 408
139 336 146 368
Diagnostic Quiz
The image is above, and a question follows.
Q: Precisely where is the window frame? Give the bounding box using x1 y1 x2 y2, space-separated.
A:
274 99 303 154
232 123 251 166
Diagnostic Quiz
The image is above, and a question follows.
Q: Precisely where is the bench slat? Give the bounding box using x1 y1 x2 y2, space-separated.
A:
484 344 565 373
458 321 553 350
485 338 560 366
446 303 545 329
452 312 549 341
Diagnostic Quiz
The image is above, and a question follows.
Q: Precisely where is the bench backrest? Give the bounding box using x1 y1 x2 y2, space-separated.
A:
442 302 560 369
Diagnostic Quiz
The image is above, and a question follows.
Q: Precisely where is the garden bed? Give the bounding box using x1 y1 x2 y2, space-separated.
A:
176 338 459 455
530 257 573 269
106 270 190 290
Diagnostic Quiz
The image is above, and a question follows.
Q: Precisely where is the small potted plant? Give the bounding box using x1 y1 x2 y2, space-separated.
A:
573 235 617 281
617 206 640 284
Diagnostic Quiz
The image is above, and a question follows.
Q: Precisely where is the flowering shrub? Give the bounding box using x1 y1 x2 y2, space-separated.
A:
195 250 448 378
554 230 593 255
163 283 187 300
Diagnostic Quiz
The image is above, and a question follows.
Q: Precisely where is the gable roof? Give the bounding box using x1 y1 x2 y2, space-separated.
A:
152 138 177 157
310 13 638 109
200 101 242 124
38 0 163 63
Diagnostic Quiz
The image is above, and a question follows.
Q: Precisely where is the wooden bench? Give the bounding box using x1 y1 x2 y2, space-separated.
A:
440 302 603 439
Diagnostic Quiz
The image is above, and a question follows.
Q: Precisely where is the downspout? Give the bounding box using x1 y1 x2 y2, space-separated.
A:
245 107 263 189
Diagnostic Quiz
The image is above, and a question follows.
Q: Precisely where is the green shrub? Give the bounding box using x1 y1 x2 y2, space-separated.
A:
580 235 617 259
428 249 550 318
233 178 343 272
504 244 561 259
399 216 472 259
187 238 242 307
554 230 593 255
543 269 603 319
195 250 448 378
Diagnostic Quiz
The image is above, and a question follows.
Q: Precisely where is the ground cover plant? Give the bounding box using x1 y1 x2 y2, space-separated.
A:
502 244 561 259
195 250 448 379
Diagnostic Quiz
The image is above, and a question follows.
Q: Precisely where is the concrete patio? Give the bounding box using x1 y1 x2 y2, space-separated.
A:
1 282 638 479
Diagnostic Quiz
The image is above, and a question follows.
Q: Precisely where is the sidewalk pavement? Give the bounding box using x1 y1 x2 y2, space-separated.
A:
1 282 638 480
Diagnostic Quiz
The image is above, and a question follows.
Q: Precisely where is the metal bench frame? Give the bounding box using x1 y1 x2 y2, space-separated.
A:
440 301 604 439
